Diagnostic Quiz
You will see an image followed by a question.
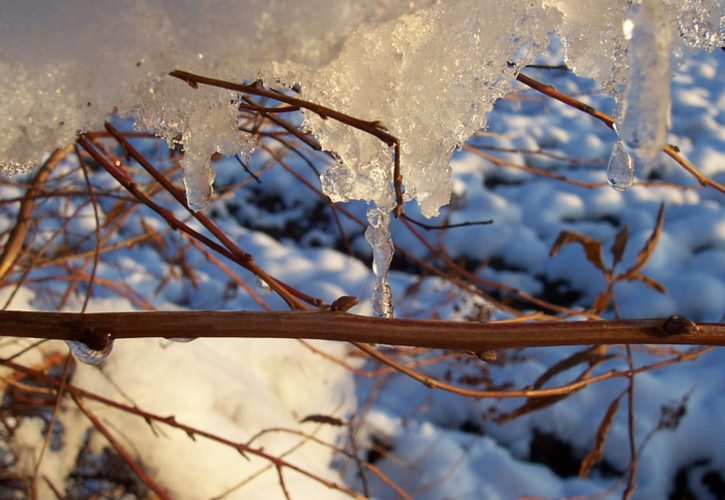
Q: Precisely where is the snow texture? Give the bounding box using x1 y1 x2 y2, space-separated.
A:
1 1 721 310
1 2 724 498
1 0 721 211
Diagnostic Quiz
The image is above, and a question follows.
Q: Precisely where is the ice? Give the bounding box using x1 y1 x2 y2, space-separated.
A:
0 0 721 305
607 140 636 191
364 207 394 318
66 339 113 366
676 0 725 51
169 337 196 343
617 0 673 164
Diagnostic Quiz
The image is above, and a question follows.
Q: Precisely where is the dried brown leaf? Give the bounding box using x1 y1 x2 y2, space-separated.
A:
611 225 629 268
579 395 622 477
300 414 345 427
550 231 607 274
592 291 612 314
330 295 359 312
635 274 667 294
622 203 665 279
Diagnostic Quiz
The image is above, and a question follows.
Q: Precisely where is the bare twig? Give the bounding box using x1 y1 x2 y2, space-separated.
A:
623 346 637 500
168 69 406 216
0 146 71 281
4 359 361 498
515 72 725 193
30 354 73 498
71 392 172 500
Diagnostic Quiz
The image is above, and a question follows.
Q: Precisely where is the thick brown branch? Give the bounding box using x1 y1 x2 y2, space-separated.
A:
0 310 722 350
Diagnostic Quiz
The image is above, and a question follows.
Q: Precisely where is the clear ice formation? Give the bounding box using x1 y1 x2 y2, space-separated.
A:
66 339 113 366
0 0 721 310
365 207 395 318
617 0 673 164
607 140 635 191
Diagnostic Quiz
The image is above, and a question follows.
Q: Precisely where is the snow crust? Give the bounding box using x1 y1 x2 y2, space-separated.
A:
1 0 721 211
1 0 722 315
0 42 723 496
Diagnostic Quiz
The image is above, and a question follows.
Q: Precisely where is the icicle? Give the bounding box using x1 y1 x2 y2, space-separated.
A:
182 156 214 212
618 0 673 164
607 140 635 191
66 338 113 366
364 206 394 318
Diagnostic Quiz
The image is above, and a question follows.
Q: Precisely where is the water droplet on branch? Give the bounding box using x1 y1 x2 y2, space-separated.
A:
66 338 113 365
607 140 635 191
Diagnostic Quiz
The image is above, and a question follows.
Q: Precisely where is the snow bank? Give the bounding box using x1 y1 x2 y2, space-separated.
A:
1 0 721 316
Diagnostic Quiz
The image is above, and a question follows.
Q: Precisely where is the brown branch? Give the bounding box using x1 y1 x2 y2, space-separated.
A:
3 359 361 498
168 69 405 216
31 354 72 498
0 310 722 350
623 346 638 500
515 72 725 194
71 392 173 500
100 123 314 310
0 146 72 281
353 343 712 400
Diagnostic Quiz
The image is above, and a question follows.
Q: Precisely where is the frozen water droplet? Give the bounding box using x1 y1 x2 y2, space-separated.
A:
364 206 394 318
183 173 212 211
677 4 724 50
255 277 273 295
66 338 113 366
182 154 215 212
607 141 635 191
169 337 197 343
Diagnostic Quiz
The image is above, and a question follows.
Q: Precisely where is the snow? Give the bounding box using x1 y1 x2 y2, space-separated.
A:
1 1 722 302
1 1 724 498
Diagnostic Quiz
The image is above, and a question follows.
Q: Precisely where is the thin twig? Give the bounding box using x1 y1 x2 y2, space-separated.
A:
0 147 71 281
2 359 361 498
78 152 101 313
71 392 172 500
515 72 725 193
168 69 406 216
401 213 493 230
30 354 73 498
623 346 637 500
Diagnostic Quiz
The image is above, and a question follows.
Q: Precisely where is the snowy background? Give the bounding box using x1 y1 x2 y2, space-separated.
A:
1 1 724 499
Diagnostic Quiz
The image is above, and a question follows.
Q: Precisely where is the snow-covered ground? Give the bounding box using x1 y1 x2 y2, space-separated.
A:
1 7 724 500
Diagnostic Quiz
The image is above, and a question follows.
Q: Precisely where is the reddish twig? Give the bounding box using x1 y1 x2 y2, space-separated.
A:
515 72 725 193
0 147 71 281
3 359 361 498
101 123 316 310
168 69 405 216
30 354 73 498
70 392 172 499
